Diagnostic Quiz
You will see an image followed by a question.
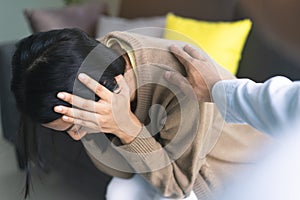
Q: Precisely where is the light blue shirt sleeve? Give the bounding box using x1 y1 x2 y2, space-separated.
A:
212 76 300 135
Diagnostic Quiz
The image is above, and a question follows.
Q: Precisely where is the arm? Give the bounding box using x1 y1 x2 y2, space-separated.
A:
212 76 300 135
55 73 205 198
166 45 300 135
113 92 204 198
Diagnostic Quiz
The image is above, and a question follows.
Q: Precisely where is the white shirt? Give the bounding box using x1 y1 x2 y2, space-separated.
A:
212 76 300 135
212 76 300 200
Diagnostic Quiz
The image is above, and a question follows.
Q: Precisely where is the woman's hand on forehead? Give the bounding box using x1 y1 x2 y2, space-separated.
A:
54 73 142 144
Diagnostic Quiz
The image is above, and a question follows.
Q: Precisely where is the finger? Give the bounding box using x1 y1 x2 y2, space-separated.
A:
165 71 196 100
114 75 130 95
57 92 104 113
164 71 188 87
164 71 192 91
78 73 112 101
183 45 205 60
62 115 101 132
54 105 111 123
169 45 203 76
169 45 194 67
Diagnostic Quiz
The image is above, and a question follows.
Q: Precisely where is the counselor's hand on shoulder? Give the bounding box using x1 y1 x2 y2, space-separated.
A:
166 45 235 102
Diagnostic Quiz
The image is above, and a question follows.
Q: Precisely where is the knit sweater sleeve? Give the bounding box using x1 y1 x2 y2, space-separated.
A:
112 96 210 199
97 31 216 198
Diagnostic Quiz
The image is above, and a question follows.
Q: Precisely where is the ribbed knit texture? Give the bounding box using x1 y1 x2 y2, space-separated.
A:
82 31 273 199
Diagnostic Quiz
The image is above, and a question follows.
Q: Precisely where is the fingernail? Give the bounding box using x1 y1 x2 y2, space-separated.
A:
57 92 65 99
78 73 87 81
54 106 63 112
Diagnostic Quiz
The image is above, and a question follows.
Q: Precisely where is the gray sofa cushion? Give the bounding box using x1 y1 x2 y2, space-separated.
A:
0 41 19 143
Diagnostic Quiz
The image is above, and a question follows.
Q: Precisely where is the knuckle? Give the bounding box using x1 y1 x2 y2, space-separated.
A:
95 85 102 93
72 110 78 117
81 101 89 109
74 119 80 124
78 112 85 119
99 117 106 124
100 107 107 114
67 108 73 116
95 123 102 130
74 118 81 123
201 56 208 62
102 107 110 114
69 96 75 104
79 120 86 126
190 59 198 66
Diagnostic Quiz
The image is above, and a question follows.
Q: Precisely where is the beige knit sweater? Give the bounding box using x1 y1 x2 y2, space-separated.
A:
82 31 271 199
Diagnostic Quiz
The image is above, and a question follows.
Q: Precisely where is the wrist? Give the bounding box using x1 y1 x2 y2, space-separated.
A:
119 134 135 144
118 113 142 144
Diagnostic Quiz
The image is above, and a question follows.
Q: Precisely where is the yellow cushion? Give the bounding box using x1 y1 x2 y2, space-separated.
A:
164 13 252 74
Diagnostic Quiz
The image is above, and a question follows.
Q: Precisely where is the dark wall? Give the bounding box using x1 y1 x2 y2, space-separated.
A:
235 0 300 81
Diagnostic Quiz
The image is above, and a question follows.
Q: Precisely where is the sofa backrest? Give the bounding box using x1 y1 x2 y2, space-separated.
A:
118 0 300 82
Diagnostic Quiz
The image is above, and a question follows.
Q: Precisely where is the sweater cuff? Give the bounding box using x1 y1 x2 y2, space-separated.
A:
110 126 169 172
119 126 161 154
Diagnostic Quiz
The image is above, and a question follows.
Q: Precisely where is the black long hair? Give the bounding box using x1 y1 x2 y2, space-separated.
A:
11 28 126 198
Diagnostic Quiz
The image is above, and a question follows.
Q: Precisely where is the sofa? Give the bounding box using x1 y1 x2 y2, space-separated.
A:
1 0 300 199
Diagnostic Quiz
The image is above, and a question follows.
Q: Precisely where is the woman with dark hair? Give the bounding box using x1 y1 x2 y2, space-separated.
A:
11 28 270 200
11 28 127 198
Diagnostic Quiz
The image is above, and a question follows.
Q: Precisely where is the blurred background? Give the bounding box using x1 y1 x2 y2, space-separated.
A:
1 0 299 57
0 0 120 42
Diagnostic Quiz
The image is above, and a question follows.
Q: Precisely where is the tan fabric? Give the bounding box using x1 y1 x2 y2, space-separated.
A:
85 31 272 199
